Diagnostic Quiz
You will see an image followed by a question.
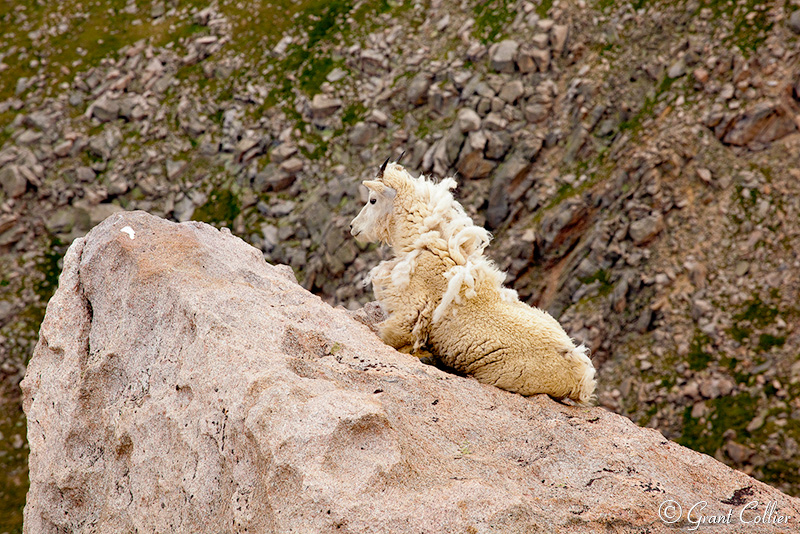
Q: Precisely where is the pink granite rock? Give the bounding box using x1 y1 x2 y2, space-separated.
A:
21 211 800 533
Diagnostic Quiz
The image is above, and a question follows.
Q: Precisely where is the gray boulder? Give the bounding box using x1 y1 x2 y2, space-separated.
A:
629 213 665 245
407 73 433 106
789 10 800 34
0 164 27 198
489 40 518 73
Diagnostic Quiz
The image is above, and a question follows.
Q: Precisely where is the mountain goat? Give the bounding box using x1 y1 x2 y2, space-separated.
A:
350 160 596 405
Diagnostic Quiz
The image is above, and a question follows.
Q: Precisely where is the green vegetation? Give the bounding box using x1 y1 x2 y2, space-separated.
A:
341 101 367 127
728 323 750 344
678 391 758 455
0 399 27 534
726 294 784 352
713 0 772 54
594 0 618 12
578 268 614 296
0 239 67 363
761 459 800 492
298 55 338 95
733 296 778 327
270 0 392 102
732 183 759 222
536 0 554 18
638 403 660 426
281 1 350 94
301 138 329 160
0 108 15 146
720 355 753 385
615 0 772 54
617 73 680 137
192 189 241 228
757 333 785 352
0 0 211 101
32 238 64 318
550 182 576 205
617 97 652 136
242 0 401 159
687 331 713 371
472 0 516 43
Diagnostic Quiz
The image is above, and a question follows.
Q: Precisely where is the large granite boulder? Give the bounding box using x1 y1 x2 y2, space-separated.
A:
21 211 800 533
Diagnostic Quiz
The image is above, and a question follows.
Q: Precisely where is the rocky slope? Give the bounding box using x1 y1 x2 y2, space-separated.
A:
2 0 800 528
21 211 800 533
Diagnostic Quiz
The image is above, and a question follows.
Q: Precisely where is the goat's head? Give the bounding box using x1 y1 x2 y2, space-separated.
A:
350 177 397 244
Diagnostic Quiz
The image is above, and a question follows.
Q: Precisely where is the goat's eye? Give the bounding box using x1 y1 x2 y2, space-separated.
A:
369 198 377 205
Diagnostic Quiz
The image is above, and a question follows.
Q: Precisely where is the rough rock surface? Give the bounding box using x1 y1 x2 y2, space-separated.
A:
22 212 800 533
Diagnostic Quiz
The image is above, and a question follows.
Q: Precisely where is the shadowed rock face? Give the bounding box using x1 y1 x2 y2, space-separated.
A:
21 211 800 533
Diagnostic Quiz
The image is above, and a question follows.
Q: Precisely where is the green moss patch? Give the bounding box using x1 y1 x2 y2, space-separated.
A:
678 391 758 455
341 101 367 127
578 268 614 296
733 296 778 328
727 294 785 353
472 0 517 43
192 189 241 228
0 399 27 534
757 333 785 352
687 331 713 371
760 459 800 493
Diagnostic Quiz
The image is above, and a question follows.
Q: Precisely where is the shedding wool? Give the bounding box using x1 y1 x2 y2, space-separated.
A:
350 162 596 405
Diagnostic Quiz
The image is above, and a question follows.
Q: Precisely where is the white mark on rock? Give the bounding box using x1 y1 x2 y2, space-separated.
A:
120 226 135 240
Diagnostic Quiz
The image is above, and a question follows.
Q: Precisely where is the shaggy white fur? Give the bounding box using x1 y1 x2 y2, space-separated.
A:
350 162 596 405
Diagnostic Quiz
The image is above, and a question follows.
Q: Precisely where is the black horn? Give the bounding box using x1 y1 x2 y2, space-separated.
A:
377 156 391 179
397 150 406 164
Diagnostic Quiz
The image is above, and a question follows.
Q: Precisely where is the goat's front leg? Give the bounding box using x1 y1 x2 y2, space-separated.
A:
377 290 431 350
380 323 434 360
377 312 417 350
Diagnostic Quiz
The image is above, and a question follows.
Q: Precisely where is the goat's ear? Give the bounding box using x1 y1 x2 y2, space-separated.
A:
363 180 397 200
362 180 383 192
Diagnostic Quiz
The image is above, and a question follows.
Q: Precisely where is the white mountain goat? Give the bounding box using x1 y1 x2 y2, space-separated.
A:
350 160 596 405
